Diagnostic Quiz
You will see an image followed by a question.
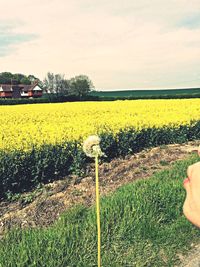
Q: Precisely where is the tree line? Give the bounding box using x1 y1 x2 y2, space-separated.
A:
0 72 94 99
0 72 38 85
43 72 94 99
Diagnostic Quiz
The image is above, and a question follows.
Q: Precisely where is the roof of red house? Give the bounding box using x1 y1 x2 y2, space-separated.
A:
0 85 12 92
0 83 41 92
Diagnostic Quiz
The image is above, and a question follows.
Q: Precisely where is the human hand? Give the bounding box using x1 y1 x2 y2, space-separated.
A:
183 161 200 228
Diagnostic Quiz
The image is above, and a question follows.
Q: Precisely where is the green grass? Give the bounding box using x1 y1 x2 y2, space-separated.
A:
90 88 200 99
0 155 200 267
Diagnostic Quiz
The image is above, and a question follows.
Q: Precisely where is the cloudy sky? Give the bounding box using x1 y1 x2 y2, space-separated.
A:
0 0 200 90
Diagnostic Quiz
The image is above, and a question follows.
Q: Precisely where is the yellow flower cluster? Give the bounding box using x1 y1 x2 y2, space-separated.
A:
0 99 200 152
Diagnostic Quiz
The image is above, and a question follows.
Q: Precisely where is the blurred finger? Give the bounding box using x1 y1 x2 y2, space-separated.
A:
183 177 191 195
187 165 193 180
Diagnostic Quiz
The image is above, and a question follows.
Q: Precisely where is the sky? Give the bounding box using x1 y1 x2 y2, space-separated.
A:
0 0 200 90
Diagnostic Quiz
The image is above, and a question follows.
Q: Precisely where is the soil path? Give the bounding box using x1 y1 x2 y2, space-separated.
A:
0 140 200 266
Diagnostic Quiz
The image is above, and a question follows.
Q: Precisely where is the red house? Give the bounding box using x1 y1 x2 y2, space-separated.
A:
0 81 43 98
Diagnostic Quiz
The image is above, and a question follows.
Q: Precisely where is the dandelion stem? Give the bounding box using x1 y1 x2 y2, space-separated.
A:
95 155 101 267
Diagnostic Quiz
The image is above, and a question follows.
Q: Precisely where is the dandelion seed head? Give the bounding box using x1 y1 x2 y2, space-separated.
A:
83 135 104 158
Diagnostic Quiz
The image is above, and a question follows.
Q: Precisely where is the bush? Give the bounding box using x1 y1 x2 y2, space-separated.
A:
0 142 87 198
0 95 100 105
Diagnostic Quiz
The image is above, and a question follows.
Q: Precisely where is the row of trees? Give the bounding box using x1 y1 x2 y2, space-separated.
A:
43 73 94 98
0 72 94 99
0 72 39 85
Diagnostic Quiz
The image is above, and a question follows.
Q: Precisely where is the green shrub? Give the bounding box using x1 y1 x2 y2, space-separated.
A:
0 95 100 105
0 142 87 198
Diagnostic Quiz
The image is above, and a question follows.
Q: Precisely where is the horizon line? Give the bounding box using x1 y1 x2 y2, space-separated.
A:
94 86 200 92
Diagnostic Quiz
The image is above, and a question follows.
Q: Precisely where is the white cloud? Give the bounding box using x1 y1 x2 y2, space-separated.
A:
0 0 199 89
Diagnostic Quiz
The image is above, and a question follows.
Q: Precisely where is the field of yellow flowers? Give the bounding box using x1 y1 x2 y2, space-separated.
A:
0 98 200 198
0 99 200 152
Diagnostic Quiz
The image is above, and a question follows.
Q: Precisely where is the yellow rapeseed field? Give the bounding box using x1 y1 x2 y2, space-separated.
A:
0 99 200 152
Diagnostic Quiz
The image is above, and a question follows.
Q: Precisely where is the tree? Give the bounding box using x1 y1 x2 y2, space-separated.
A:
43 72 55 94
43 72 70 97
69 75 94 98
28 74 39 83
54 74 70 96
0 72 13 84
13 73 28 84
59 78 70 96
20 77 31 85
0 72 41 85
43 73 94 100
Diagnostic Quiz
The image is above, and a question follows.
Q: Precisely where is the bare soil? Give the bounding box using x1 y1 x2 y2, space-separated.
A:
177 243 200 267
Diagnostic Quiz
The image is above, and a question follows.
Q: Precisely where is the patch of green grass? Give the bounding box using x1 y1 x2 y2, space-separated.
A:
71 189 83 197
159 160 170 166
89 88 200 99
159 144 168 150
5 183 44 204
0 155 200 266
140 166 148 171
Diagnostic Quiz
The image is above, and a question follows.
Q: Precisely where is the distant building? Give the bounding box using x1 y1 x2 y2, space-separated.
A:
0 80 43 98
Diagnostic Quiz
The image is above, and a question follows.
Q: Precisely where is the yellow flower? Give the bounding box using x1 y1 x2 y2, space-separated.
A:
0 99 199 152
